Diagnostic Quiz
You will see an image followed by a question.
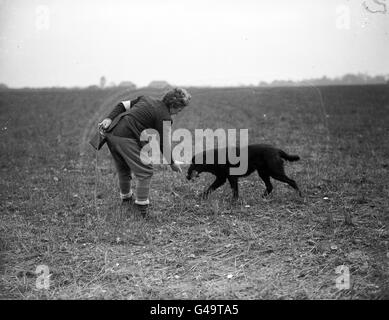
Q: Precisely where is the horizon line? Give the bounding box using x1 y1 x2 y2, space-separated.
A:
1 72 388 90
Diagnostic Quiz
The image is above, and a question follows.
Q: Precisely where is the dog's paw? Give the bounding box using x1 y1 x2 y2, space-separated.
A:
262 192 269 198
231 198 243 207
201 192 209 200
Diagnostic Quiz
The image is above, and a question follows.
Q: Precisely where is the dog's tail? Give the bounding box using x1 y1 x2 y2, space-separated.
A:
279 150 300 162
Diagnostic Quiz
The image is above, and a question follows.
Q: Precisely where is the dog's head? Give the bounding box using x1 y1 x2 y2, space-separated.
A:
186 163 201 181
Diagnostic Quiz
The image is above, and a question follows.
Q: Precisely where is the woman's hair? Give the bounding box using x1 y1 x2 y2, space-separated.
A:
162 88 191 110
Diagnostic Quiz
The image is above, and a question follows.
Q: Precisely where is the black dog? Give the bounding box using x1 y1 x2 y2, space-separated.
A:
186 144 301 200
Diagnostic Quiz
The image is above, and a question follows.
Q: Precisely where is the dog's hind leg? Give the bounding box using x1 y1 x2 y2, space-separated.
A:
202 177 227 199
227 176 239 200
257 171 273 197
271 173 302 197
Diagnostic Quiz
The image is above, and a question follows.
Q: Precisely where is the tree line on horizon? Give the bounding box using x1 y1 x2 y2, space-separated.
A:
0 73 388 90
258 73 389 87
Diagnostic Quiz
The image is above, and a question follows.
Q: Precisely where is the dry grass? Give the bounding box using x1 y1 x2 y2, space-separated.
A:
0 85 388 299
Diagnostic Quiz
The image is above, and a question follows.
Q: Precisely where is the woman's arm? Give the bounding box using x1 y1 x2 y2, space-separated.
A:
98 102 125 130
106 102 126 120
100 96 143 129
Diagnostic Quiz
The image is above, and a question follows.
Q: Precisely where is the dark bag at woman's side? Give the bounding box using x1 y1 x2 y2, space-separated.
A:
89 129 107 150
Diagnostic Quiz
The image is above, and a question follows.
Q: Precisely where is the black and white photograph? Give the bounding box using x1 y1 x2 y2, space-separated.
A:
0 0 388 303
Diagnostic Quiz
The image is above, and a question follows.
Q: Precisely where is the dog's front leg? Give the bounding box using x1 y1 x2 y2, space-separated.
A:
227 176 239 201
201 177 226 199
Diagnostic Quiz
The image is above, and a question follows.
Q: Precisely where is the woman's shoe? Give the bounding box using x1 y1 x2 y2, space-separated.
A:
135 203 148 218
121 195 134 205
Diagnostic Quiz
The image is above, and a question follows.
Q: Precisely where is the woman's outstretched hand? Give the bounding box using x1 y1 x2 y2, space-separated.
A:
170 161 183 173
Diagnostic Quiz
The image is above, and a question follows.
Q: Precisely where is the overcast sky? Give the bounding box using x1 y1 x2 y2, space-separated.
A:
0 0 388 88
